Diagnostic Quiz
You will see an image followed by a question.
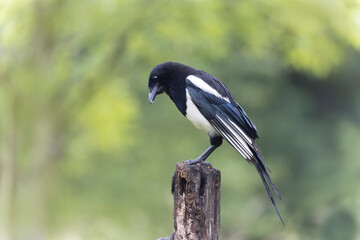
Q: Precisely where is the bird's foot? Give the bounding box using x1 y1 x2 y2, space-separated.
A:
183 159 213 168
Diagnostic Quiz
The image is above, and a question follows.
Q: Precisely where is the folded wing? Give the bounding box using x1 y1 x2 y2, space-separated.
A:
186 78 257 161
186 77 284 224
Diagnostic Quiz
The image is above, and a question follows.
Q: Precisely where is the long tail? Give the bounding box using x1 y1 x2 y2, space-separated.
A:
253 153 284 225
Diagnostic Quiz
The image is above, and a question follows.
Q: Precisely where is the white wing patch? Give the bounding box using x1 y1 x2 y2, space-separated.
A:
229 119 252 144
216 117 253 159
185 90 218 137
187 75 230 102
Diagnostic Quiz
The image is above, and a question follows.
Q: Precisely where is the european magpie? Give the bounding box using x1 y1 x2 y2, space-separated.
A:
148 61 283 224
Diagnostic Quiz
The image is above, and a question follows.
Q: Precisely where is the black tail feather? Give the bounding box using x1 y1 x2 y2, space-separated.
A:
261 164 281 199
253 144 271 173
256 154 281 199
257 152 271 173
263 170 281 199
255 161 284 225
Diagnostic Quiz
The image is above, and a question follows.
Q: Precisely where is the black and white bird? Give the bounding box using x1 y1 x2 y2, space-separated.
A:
148 61 283 224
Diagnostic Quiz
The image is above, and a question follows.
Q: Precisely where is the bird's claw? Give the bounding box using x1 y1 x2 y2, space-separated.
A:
183 159 213 168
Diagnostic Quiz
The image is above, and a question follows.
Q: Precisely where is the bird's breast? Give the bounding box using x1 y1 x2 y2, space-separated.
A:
185 90 218 136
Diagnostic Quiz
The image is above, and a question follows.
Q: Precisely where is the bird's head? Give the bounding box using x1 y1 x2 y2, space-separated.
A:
148 62 171 104
148 61 196 104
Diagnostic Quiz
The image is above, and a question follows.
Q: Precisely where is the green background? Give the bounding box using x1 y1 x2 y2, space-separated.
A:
0 0 360 239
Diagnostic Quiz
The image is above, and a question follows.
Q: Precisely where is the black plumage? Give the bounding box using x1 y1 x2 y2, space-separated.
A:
148 61 283 224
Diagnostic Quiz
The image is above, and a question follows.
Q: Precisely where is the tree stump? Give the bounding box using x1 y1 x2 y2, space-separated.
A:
158 162 221 240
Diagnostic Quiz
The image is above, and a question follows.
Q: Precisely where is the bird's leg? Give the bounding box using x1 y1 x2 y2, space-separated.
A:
184 136 222 166
184 145 218 165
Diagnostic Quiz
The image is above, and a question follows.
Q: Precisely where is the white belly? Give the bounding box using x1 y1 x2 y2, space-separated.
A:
185 90 218 136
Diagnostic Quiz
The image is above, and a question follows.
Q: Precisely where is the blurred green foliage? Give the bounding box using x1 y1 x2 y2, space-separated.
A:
0 0 360 239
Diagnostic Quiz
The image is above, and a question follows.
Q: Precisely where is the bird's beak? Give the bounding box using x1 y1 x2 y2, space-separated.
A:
148 83 159 104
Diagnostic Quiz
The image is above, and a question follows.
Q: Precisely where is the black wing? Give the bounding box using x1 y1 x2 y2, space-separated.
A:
186 77 258 160
194 72 259 139
186 77 284 224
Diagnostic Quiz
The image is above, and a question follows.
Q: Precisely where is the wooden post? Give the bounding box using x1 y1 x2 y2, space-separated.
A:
158 162 221 240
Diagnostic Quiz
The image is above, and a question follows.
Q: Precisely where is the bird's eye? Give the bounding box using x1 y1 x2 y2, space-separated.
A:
153 75 158 80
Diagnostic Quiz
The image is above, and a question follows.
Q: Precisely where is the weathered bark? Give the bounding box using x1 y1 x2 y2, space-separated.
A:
158 162 221 240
